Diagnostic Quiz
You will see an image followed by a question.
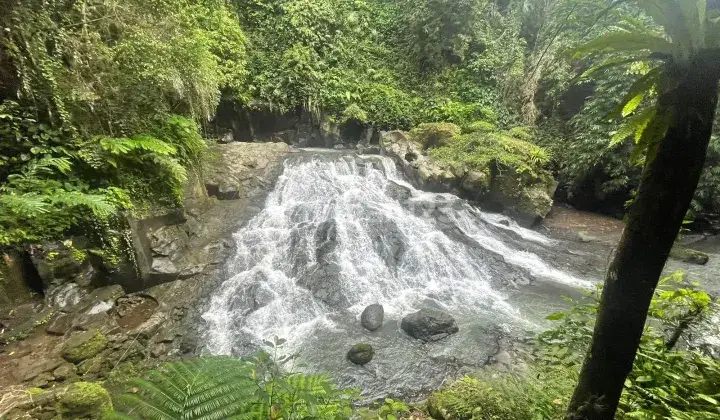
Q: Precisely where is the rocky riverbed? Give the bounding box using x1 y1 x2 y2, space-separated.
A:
2 145 719 418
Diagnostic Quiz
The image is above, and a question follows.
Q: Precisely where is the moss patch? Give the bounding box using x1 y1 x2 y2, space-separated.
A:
57 382 113 418
62 330 108 363
410 123 461 149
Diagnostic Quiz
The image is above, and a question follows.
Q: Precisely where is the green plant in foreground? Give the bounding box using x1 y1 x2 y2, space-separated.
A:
109 337 356 419
536 271 720 419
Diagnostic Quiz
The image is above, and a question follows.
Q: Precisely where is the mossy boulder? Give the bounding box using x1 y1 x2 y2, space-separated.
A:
347 343 374 365
56 382 113 419
669 247 709 265
62 330 108 363
410 123 461 149
380 129 556 226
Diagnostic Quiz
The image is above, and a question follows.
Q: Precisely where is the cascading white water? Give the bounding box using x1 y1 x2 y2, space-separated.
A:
202 152 589 398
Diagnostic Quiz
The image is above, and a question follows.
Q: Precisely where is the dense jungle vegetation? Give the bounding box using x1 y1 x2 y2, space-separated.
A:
2 0 720 251
2 0 720 419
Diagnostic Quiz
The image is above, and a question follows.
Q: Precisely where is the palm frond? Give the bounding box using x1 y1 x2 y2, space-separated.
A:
573 31 674 59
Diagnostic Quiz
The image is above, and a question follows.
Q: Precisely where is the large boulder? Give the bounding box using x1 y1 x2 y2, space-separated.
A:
56 382 113 419
401 308 459 342
29 240 96 294
360 304 384 331
203 142 289 200
380 130 555 226
347 343 374 365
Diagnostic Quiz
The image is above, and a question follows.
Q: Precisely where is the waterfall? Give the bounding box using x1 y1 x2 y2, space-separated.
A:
202 152 588 398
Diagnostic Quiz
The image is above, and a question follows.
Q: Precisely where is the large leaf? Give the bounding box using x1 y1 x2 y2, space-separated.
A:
573 31 674 58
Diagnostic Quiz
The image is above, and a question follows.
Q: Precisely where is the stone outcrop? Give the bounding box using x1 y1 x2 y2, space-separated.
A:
401 308 459 342
203 142 290 201
380 130 556 226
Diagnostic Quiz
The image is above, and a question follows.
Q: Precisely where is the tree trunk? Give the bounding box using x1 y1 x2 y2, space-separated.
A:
566 58 720 419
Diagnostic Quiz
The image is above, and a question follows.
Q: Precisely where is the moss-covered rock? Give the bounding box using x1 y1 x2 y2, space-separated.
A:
380 129 556 226
410 123 461 149
62 330 108 363
56 382 113 419
347 343 374 365
669 247 709 265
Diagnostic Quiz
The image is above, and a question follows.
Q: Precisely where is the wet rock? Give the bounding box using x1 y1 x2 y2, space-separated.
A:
298 263 346 307
492 350 512 366
498 219 510 226
385 180 412 201
115 295 159 330
62 330 108 363
56 382 113 418
380 131 556 226
314 219 338 264
669 247 709 265
401 308 459 342
361 304 384 331
52 363 75 381
151 256 179 275
47 282 84 308
347 343 374 365
150 225 188 258
14 356 64 382
30 241 95 291
460 170 489 196
46 312 74 336
180 329 199 354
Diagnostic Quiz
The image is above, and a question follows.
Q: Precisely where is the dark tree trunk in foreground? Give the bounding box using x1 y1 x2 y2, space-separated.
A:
567 56 720 420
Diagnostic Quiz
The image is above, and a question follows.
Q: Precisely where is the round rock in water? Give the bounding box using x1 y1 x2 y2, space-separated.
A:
401 308 459 342
347 343 374 365
361 303 384 331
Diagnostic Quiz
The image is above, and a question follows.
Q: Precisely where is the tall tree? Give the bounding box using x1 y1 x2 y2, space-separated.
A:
567 1 720 418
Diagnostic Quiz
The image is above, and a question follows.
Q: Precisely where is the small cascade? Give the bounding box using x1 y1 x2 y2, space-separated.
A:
202 152 590 398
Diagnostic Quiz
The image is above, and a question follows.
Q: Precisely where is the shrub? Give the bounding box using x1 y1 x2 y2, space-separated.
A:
430 128 550 179
535 271 720 419
409 123 462 149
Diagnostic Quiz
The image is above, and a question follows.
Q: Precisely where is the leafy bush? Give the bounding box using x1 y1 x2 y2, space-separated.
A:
430 128 551 178
427 367 576 420
109 338 356 419
409 123 461 149
535 271 720 419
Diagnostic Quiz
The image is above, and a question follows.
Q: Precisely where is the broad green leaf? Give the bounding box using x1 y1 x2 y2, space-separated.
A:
622 92 646 117
635 375 653 382
573 31 674 59
698 394 719 405
546 312 566 321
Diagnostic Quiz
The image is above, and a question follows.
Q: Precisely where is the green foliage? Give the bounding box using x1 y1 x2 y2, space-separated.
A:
535 271 720 419
409 122 461 149
0 0 227 247
110 338 356 419
358 399 409 420
430 127 551 178
427 368 576 420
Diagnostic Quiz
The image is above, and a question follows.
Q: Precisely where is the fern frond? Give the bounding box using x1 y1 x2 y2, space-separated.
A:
113 357 258 420
100 135 177 156
51 191 116 218
0 193 51 216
